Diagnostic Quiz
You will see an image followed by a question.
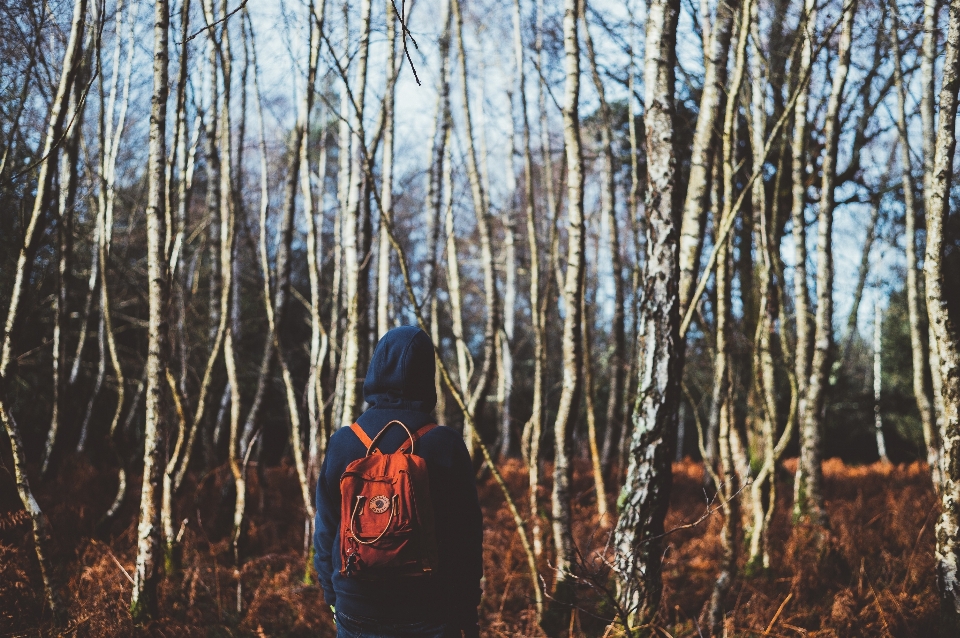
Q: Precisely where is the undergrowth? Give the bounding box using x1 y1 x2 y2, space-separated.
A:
0 458 939 636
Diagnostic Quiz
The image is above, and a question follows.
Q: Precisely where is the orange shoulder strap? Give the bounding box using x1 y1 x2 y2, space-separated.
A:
349 423 381 455
398 423 438 454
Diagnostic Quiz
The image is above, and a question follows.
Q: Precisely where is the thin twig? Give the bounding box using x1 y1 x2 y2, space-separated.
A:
182 0 248 45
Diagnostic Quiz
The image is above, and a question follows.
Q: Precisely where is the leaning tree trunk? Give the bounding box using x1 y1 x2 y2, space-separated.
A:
923 0 960 630
131 0 170 621
794 0 855 526
0 0 87 620
612 0 680 628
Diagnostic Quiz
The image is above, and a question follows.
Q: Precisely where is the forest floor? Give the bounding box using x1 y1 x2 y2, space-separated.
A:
0 456 939 637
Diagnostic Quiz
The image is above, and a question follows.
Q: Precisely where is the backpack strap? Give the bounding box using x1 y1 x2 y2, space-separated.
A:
397 423 438 454
349 423 382 455
349 422 438 455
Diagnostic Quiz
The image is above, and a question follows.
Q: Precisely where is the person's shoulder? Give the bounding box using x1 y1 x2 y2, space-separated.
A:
423 423 460 442
327 425 366 458
420 424 470 455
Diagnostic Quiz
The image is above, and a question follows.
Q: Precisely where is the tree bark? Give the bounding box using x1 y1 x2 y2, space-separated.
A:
582 0 626 479
611 0 680 626
890 2 941 488
451 0 499 447
789 0 817 407
545 0 586 625
339 0 373 428
677 0 739 315
0 0 88 620
794 0 855 526
377 0 398 339
923 0 960 629
874 300 888 463
131 0 170 620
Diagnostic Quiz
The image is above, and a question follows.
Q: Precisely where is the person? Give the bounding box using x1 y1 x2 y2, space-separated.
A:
314 326 483 638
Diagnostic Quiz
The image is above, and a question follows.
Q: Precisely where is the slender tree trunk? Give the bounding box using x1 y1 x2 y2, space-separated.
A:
677 0 739 315
330 3 350 428
45 74 82 471
0 0 88 620
296 1 325 561
609 39 642 476
923 0 960 630
443 147 470 406
452 0 498 441
543 0 586 627
921 0 938 197
840 196 881 365
131 0 170 620
339 0 373 428
708 9 750 614
794 0 855 526
424 0 453 426
581 1 626 478
525 0 552 560
612 0 680 626
499 153 517 459
789 0 817 409
874 300 888 463
708 243 735 635
581 281 608 524
377 0 398 339
890 4 941 487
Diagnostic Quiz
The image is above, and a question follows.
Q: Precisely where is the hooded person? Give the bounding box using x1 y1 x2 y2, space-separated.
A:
314 326 483 638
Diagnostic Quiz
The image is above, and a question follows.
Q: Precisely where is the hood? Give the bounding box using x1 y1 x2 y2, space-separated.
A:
362 326 437 413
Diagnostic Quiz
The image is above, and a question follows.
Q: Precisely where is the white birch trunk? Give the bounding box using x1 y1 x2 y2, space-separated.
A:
545 0 585 623
612 0 681 626
794 0 856 525
923 0 960 626
131 0 170 620
677 0 740 314
874 300 888 463
377 0 398 339
339 0 373 428
890 4 942 488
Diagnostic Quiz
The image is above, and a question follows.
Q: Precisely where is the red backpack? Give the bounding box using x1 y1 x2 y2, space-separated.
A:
339 420 440 579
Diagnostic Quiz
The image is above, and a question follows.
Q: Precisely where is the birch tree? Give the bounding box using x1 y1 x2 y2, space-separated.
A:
677 0 740 315
923 0 960 627
890 1 941 488
0 0 90 618
451 0 499 451
338 0 373 428
545 0 586 623
131 0 170 619
612 0 681 626
794 0 856 526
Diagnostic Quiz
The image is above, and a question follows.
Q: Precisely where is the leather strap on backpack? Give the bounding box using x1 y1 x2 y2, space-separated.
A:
349 422 438 455
398 423 437 453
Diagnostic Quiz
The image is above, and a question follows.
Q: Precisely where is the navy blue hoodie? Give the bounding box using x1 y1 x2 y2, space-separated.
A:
313 326 483 628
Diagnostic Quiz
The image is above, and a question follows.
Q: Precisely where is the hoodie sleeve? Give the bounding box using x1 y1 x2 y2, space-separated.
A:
448 435 484 628
313 450 339 607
